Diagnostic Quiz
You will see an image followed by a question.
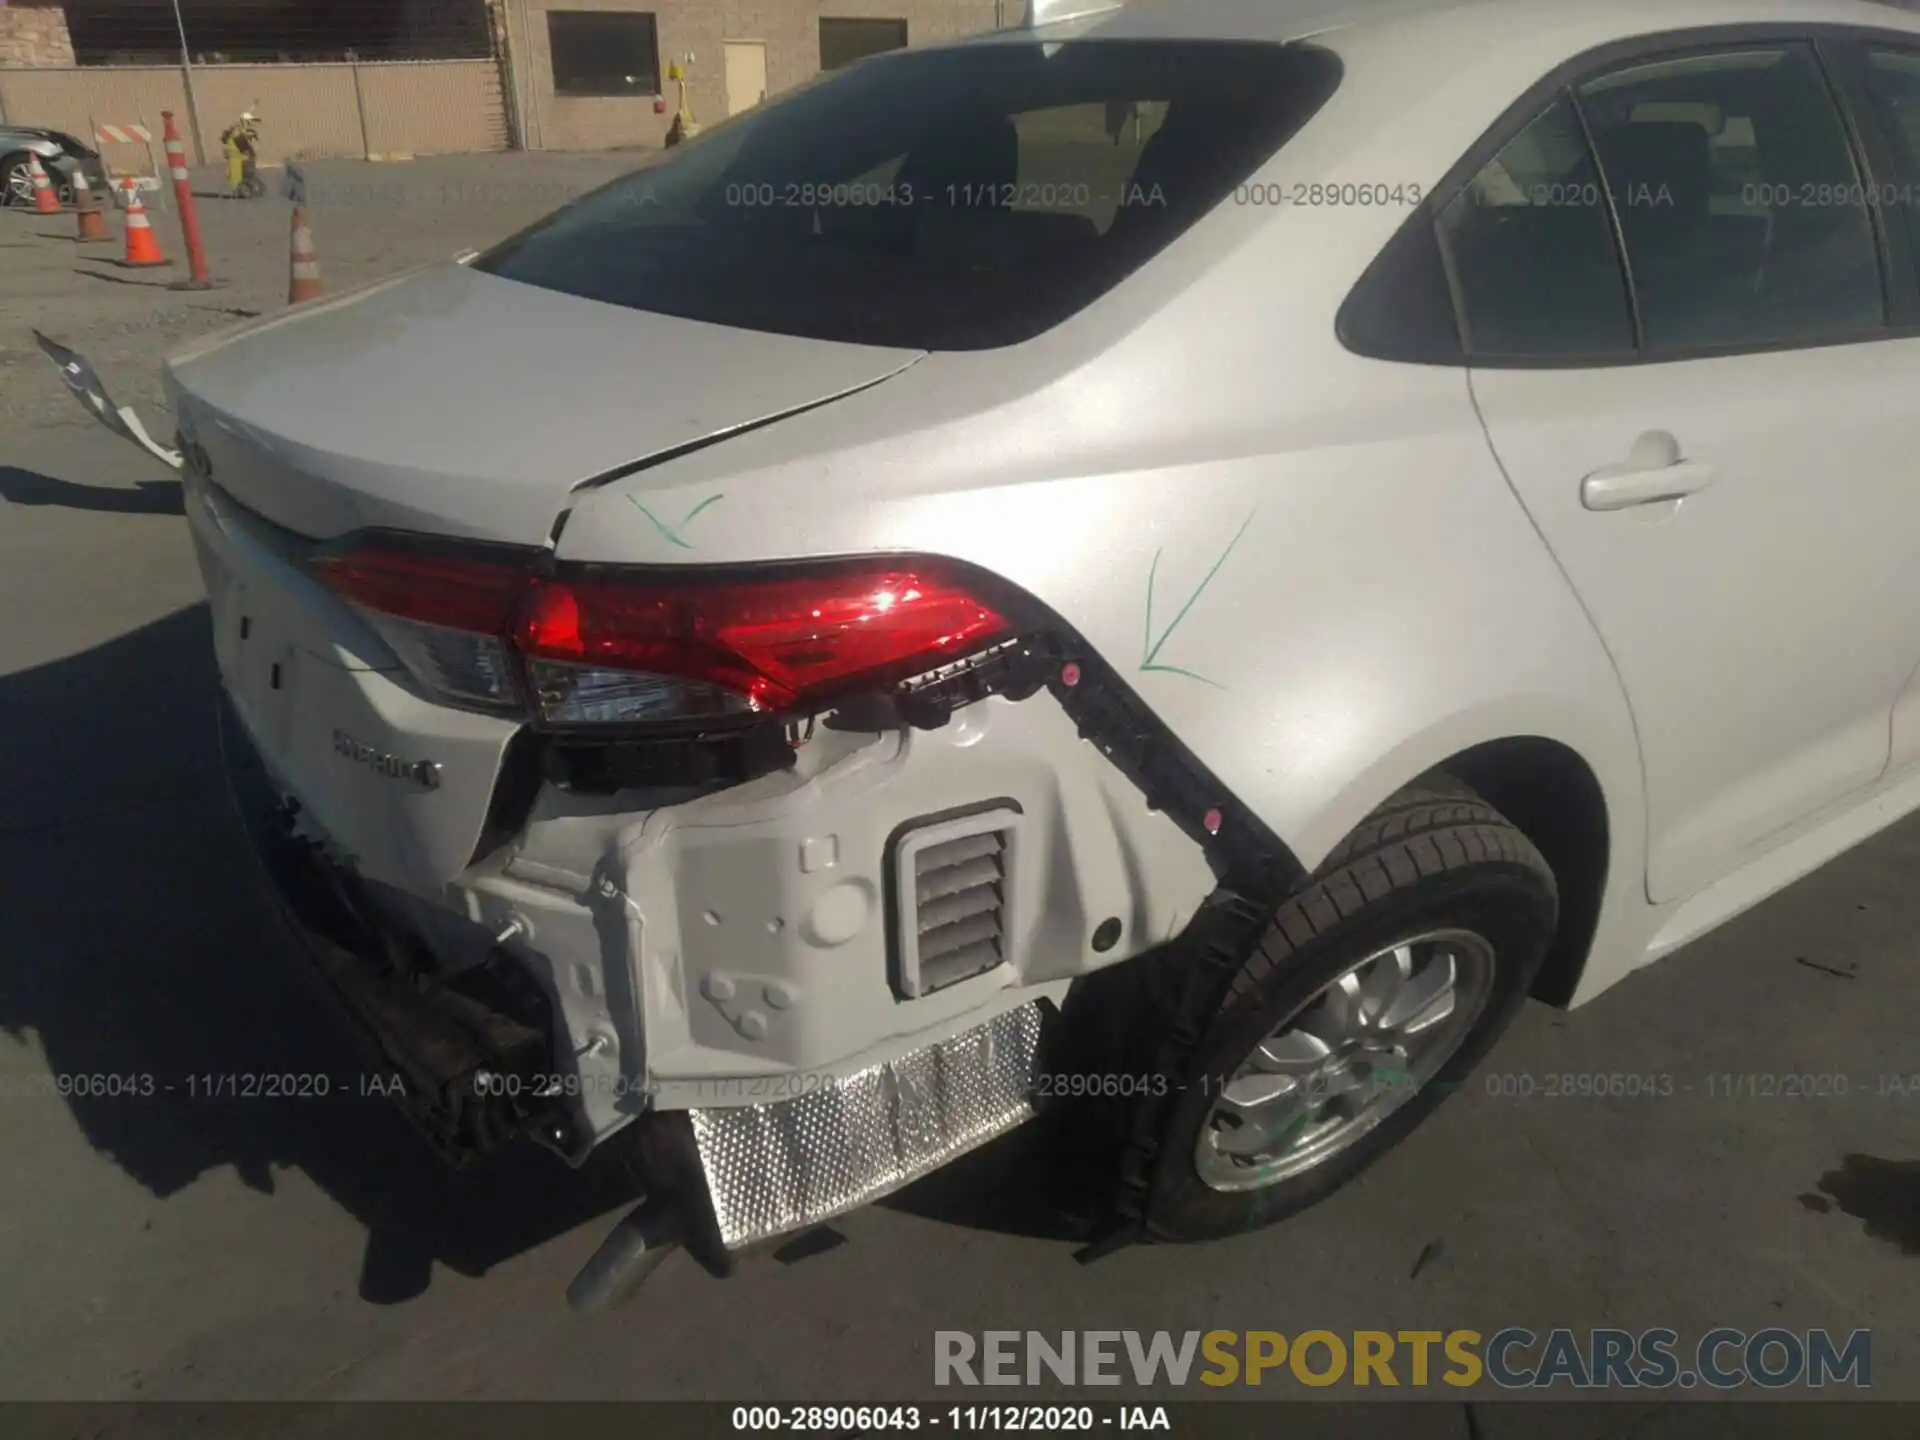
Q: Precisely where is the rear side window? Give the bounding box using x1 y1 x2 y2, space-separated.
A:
478 42 1342 350
1577 46 1883 351
1855 48 1920 282
1437 97 1636 358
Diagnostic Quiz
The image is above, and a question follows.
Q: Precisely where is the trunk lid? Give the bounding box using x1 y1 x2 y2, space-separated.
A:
164 262 925 545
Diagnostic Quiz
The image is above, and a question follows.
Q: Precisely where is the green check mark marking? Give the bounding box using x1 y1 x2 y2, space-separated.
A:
628 492 725 550
1141 510 1255 689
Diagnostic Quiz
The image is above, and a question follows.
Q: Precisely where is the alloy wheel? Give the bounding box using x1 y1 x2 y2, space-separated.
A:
1194 928 1495 1192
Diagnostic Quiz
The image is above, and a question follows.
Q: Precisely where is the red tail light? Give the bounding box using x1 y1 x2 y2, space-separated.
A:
314 547 528 711
517 571 1008 711
315 549 524 633
316 542 1013 726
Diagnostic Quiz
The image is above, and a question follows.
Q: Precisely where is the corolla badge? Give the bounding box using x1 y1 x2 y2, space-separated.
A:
332 729 441 790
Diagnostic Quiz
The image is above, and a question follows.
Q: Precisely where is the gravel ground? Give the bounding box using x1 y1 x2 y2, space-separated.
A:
1 152 639 431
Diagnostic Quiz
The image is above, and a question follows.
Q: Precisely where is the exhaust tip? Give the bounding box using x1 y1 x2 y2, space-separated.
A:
566 1194 685 1313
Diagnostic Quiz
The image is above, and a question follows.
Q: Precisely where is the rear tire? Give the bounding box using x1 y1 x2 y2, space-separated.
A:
1144 779 1557 1242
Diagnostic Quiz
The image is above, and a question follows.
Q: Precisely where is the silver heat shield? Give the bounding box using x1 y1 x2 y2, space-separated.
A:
688 1002 1043 1249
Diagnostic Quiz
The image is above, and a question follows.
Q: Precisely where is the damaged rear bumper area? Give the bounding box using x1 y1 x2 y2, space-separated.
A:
196 462 1307 1287
47 316 1314 1292
218 694 585 1165
223 694 1048 1260
227 703 1058 1307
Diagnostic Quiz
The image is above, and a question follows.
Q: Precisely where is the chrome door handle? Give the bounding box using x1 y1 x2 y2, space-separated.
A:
1580 459 1718 512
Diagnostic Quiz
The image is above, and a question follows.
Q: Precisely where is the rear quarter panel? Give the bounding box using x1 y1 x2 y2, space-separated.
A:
557 30 1655 999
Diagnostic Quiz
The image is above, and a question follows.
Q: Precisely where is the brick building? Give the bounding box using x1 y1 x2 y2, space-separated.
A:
504 0 1006 150
0 0 1015 156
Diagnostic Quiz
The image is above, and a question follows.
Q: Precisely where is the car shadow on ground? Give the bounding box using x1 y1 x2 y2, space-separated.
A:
879 1116 1112 1245
0 604 645 1304
0 463 183 515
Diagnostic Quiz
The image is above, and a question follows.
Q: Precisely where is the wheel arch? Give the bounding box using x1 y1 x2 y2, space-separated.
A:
1439 736 1610 1007
1287 717 1634 1013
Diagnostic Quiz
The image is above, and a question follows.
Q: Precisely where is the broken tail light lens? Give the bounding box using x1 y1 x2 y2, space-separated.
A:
315 543 1012 727
314 548 528 711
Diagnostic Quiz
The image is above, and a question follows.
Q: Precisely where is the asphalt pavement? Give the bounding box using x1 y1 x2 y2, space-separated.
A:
1 153 1917 1432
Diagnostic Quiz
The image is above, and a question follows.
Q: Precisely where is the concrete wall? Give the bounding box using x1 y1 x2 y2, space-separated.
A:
194 64 368 161
505 0 1002 151
0 59 506 164
0 63 185 152
0 1 74 68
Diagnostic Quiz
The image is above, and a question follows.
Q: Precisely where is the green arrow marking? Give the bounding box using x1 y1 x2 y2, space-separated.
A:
1140 509 1255 689
628 492 725 550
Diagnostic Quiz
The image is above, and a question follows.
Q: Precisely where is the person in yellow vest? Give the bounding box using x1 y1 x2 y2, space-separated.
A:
221 112 264 198
664 60 701 147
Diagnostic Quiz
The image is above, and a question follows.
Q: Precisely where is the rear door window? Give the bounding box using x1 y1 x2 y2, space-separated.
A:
1425 39 1889 364
478 42 1342 350
1576 46 1884 351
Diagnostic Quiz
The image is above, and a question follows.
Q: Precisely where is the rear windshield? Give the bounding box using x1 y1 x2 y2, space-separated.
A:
477 41 1342 350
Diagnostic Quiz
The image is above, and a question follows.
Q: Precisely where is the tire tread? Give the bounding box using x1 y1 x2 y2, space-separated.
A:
1226 786 1553 1014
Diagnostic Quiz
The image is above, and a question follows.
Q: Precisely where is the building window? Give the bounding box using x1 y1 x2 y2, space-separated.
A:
548 11 660 97
819 17 907 71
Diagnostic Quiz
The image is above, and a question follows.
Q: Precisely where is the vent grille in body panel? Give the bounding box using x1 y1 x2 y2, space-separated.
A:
891 806 1023 999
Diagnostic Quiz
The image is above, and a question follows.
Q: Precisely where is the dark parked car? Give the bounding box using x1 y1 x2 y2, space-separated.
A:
1 124 111 206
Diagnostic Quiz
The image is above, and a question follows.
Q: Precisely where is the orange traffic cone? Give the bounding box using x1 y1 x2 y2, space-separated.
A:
288 204 322 303
27 154 62 215
120 184 168 268
73 172 110 244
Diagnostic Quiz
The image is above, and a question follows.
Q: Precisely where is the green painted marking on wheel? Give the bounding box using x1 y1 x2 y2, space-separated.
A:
1140 509 1255 689
628 491 725 549
1270 1108 1315 1153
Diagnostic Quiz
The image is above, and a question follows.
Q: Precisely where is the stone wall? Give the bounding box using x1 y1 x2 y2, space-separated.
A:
0 1 77 68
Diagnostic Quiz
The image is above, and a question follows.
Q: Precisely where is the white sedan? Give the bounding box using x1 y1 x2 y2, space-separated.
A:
45 0 1920 1302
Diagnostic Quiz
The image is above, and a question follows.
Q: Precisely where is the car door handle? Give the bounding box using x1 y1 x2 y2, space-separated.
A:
1580 459 1718 512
